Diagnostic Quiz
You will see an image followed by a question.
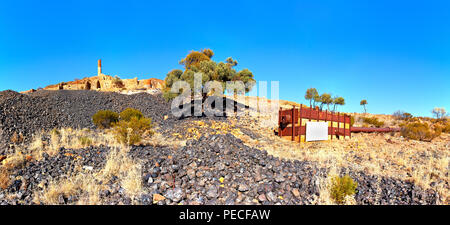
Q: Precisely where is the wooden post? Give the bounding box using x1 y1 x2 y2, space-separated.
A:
349 115 352 139
325 110 328 140
317 107 319 121
278 109 281 137
309 105 312 121
298 105 302 143
291 106 295 141
330 111 333 140
337 112 340 140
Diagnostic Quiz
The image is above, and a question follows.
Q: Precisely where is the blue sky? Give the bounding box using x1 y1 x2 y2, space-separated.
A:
0 0 449 117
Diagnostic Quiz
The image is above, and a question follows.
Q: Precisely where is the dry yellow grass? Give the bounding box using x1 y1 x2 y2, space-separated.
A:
2 150 26 170
26 127 124 161
27 127 146 205
26 125 189 205
0 167 10 190
142 128 186 148
120 163 143 197
33 145 143 205
33 171 103 205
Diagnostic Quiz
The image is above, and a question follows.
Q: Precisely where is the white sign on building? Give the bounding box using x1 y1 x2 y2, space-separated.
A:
306 122 328 142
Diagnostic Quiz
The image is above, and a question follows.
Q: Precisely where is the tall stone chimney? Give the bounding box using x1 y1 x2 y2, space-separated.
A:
98 59 102 76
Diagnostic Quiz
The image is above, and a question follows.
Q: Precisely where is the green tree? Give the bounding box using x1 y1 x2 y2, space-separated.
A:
225 57 238 67
163 69 184 101
319 93 333 111
360 99 368 114
179 49 212 70
333 96 345 112
163 49 255 101
305 88 319 108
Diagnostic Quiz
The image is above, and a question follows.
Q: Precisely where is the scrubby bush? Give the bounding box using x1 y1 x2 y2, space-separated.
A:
92 108 154 145
92 110 119 129
350 116 355 127
400 122 441 142
120 108 144 122
393 110 413 121
113 116 153 146
441 121 450 133
113 76 125 88
162 87 181 102
361 117 385 128
330 175 358 204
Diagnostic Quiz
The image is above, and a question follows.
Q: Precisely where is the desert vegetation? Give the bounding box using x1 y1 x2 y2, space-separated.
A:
304 88 345 112
92 110 119 129
330 175 358 204
163 49 255 101
93 108 154 146
361 116 385 128
360 99 368 113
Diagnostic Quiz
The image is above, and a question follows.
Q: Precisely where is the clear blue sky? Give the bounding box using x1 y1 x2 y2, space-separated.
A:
0 0 449 117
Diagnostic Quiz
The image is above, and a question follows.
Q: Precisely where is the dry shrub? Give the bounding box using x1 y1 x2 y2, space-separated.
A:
92 110 119 129
437 121 450 133
113 76 124 88
113 116 153 146
101 148 134 179
361 117 385 128
120 164 142 197
401 122 441 142
120 108 144 121
0 167 10 190
101 148 143 198
330 175 358 204
350 116 355 127
2 151 25 170
393 110 413 121
28 128 118 160
34 172 103 205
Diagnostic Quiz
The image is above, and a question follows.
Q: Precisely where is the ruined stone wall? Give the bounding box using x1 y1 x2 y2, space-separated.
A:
35 74 164 93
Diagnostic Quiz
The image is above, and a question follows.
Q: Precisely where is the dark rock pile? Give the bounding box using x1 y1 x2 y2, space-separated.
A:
0 145 110 205
0 134 438 205
0 90 171 152
130 134 438 205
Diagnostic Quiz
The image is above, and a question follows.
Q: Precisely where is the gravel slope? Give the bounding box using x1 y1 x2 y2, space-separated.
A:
0 134 438 205
0 90 170 153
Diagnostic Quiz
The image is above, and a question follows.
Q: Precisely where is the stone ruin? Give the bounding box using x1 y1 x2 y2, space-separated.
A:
22 59 165 93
